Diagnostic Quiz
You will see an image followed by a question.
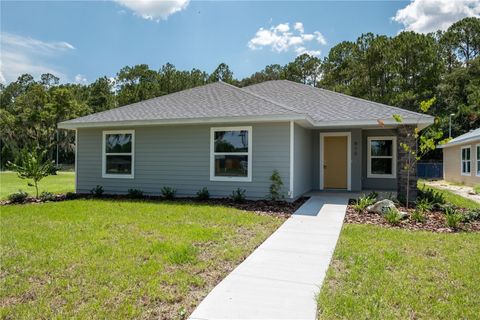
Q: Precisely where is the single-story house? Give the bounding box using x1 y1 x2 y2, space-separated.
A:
58 80 433 200
439 128 480 187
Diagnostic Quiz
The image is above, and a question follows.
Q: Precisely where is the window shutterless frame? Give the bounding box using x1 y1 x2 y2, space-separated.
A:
367 136 397 179
102 129 135 179
210 126 252 182
460 145 471 176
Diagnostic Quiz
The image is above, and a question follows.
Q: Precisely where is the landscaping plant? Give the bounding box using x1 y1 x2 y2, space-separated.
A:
230 188 246 203
90 185 104 197
445 209 463 230
7 149 55 198
161 186 176 200
384 208 402 225
39 191 56 202
353 195 376 213
7 190 29 203
196 187 210 200
411 209 426 223
417 185 446 207
127 188 144 199
268 170 284 200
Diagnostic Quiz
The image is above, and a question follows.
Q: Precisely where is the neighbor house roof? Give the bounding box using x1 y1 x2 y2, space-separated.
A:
438 128 480 148
58 80 434 129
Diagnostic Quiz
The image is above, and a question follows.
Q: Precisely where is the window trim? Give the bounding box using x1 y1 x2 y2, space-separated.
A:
210 126 252 182
460 145 471 176
476 144 480 177
102 129 135 179
367 136 397 179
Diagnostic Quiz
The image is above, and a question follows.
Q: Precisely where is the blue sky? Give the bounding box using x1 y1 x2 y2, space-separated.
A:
1 0 479 84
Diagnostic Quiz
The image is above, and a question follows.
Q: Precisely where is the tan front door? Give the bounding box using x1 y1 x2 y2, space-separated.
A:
323 136 348 189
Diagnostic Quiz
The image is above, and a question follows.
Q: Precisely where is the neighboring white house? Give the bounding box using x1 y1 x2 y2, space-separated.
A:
439 128 480 187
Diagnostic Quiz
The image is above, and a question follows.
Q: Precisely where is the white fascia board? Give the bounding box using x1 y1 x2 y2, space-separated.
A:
57 114 307 130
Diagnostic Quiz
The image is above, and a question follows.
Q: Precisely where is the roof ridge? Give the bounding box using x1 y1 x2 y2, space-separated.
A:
220 81 304 115
280 79 428 118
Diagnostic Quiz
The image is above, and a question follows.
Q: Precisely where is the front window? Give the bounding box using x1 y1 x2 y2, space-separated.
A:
103 130 134 178
461 146 471 175
210 127 252 181
367 137 396 178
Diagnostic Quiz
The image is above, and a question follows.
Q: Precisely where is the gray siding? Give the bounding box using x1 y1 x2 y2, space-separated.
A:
361 129 398 190
293 124 314 198
76 122 290 199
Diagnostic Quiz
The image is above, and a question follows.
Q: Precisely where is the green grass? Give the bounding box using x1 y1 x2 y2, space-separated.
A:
417 180 479 210
0 171 75 199
318 224 480 319
0 199 284 318
474 184 480 195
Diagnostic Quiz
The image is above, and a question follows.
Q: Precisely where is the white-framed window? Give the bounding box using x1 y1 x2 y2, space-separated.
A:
367 136 397 179
210 126 252 182
102 130 135 179
476 144 480 177
461 146 471 176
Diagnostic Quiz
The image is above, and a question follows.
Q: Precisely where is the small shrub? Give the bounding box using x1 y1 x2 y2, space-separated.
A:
411 209 426 223
269 170 284 200
384 208 402 225
416 198 433 212
417 186 445 206
161 186 176 200
39 191 55 202
463 209 480 223
367 191 378 201
445 209 462 230
65 192 77 200
230 188 246 203
90 185 104 197
353 195 376 213
8 190 29 203
127 188 144 199
196 187 210 201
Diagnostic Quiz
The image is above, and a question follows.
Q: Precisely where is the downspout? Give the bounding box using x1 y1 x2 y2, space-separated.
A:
289 121 294 199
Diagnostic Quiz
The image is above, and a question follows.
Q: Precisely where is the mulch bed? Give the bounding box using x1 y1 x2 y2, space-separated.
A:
345 203 480 233
0 194 308 217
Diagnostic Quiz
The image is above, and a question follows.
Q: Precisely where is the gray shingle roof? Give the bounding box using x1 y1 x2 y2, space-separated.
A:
60 82 296 126
59 80 433 128
243 80 430 122
439 128 480 148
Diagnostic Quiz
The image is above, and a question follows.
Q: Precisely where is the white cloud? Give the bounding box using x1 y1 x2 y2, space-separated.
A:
248 22 326 56
0 32 75 84
393 0 480 33
115 0 190 21
75 74 87 84
295 47 321 57
294 22 304 33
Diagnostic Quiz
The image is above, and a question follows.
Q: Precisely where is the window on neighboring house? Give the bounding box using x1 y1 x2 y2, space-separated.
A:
461 146 471 175
102 130 134 178
477 144 480 177
210 127 252 182
367 136 397 178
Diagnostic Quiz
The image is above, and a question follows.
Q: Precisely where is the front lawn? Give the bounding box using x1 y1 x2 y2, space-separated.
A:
0 171 75 199
318 224 480 319
0 199 284 318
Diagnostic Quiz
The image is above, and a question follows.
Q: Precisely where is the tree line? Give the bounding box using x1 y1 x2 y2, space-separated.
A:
1 17 479 167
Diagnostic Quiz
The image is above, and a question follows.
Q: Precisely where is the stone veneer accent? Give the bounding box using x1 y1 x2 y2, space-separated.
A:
397 125 418 202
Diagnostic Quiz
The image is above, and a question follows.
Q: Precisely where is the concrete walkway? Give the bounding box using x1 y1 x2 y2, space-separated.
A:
189 195 348 320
